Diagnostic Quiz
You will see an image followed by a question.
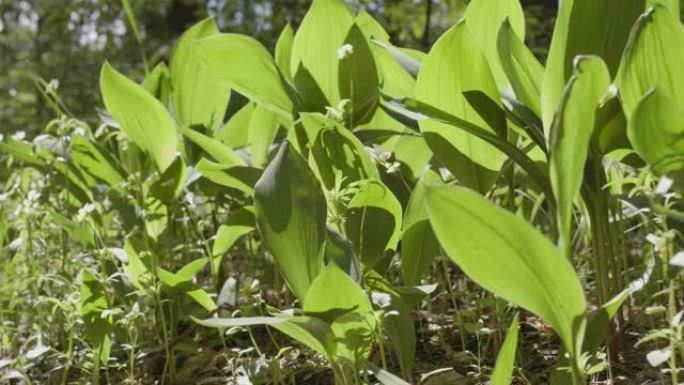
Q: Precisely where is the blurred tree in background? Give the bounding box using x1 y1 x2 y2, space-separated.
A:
0 0 557 136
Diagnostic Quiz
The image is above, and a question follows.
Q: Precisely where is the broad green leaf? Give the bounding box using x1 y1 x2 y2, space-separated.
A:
291 0 354 104
275 24 294 80
465 0 526 90
416 22 506 192
382 293 416 378
293 63 330 113
380 95 554 201
50 211 95 246
171 18 230 134
542 0 645 131
425 186 586 359
373 39 422 79
345 180 402 268
368 363 412 385
616 5 684 118
80 270 112 365
150 155 186 202
212 221 253 276
491 315 520 385
627 89 684 173
339 24 380 126
550 56 611 257
144 197 167 242
497 20 544 117
180 125 245 166
193 315 335 358
307 114 379 189
196 158 261 195
71 135 126 190
248 105 286 167
356 10 390 42
194 34 293 117
254 142 327 301
157 259 217 312
141 62 171 105
100 62 178 171
325 228 361 283
303 264 375 363
218 102 254 148
401 170 441 285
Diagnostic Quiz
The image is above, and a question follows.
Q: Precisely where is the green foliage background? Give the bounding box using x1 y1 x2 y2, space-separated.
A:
0 0 556 135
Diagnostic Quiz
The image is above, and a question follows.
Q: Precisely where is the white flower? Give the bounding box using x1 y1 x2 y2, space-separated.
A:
12 131 25 140
655 176 674 195
8 237 23 251
46 79 59 93
0 193 8 202
337 43 354 59
0 133 4 142
371 292 391 308
77 203 96 222
670 251 684 268
27 190 41 202
646 233 665 251
646 348 671 367
386 162 401 174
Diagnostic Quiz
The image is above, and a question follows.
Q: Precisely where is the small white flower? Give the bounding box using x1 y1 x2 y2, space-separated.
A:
27 190 41 202
8 237 23 251
655 176 674 195
646 233 665 251
0 133 4 142
250 279 260 291
669 251 684 267
337 43 354 59
77 203 96 222
371 292 392 308
646 348 671 367
0 193 8 202
46 79 60 93
74 126 86 137
12 131 25 140
386 162 401 174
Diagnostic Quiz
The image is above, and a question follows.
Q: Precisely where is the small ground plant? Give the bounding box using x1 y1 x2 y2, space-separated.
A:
1 0 684 384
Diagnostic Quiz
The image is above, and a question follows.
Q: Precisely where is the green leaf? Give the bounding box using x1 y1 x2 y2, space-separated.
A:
254 142 327 301
415 22 506 192
291 0 355 104
345 180 403 269
275 24 295 80
100 61 178 171
212 221 253 276
193 315 335 358
368 363 412 385
141 62 171 105
616 4 684 118
308 114 379 190
71 135 126 190
549 56 611 257
425 186 586 359
542 0 645 131
339 24 380 126
248 105 287 167
401 170 441 285
497 20 544 117
194 34 293 117
180 125 245 166
157 259 217 312
171 18 230 134
491 315 520 385
150 154 186 202
464 0 526 90
303 263 375 363
627 89 684 173
217 103 253 148
80 270 112 365
380 95 554 201
196 158 261 195
356 10 390 42
325 228 361 283
121 0 140 42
